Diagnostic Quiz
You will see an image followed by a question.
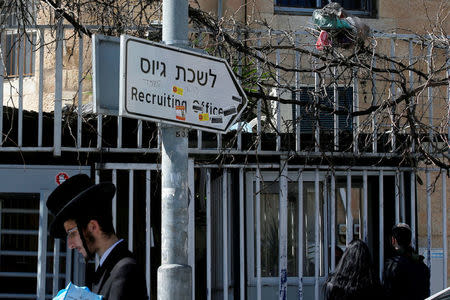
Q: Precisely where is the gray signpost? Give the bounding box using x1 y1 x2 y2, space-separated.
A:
158 1 191 299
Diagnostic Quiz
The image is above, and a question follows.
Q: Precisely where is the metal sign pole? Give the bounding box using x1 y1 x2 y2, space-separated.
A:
157 0 192 299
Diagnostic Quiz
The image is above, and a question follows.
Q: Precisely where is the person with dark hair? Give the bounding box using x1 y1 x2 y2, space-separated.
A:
383 223 430 300
46 174 148 300
325 239 383 300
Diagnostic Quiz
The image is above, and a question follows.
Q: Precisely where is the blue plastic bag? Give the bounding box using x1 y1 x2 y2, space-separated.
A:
53 282 103 300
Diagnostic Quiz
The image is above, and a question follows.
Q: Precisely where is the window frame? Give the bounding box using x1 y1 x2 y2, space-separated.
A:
274 0 375 17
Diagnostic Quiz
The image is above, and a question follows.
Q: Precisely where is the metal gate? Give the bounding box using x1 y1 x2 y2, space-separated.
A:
90 163 448 300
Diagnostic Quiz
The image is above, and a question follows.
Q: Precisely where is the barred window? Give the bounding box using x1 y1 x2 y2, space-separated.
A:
3 32 36 77
1 0 37 77
295 86 353 133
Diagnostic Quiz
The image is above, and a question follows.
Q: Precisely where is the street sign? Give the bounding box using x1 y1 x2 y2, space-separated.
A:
119 35 247 133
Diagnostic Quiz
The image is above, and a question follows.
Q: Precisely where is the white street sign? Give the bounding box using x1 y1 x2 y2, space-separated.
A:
119 35 247 133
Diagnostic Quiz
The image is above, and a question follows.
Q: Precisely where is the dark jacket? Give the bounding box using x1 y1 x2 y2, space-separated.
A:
91 240 148 300
325 281 384 300
382 247 430 300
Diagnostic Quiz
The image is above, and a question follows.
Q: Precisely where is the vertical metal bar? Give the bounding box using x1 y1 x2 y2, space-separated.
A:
0 32 3 146
217 0 223 18
447 48 450 154
371 56 377 153
112 169 117 229
379 170 384 280
222 169 228 300
390 38 396 152
95 169 100 184
427 45 433 152
400 172 405 221
409 39 415 152
395 170 400 224
363 170 368 243
188 159 195 300
206 169 212 300
97 114 103 149
118 117 123 148
128 170 134 251
257 37 262 152
146 169 151 296
276 38 281 152
411 172 416 249
323 175 328 277
443 171 448 288
239 168 245 300
257 96 262 151
53 240 61 296
73 251 80 285
314 169 320 300
217 131 222 149
236 35 242 152
426 170 431 269
37 190 49 300
353 69 359 153
54 21 63 156
137 120 143 148
279 160 288 300
18 31 24 147
295 35 301 152
330 172 336 271
157 123 162 150
333 68 338 151
38 29 44 147
197 130 202 149
314 63 320 153
95 170 100 269
65 244 72 286
77 35 83 148
256 168 262 300
346 170 353 246
298 171 304 300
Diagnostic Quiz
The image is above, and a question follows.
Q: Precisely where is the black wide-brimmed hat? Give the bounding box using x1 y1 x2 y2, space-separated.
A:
46 174 116 238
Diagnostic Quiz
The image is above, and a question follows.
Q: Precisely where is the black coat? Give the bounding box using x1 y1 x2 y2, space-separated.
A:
382 249 430 300
91 240 148 300
324 281 384 300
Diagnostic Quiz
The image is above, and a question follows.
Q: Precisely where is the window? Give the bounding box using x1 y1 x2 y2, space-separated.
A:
295 86 353 133
3 32 37 77
275 0 373 16
1 0 37 77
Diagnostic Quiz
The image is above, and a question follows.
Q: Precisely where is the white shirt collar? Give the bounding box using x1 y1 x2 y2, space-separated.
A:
99 239 124 267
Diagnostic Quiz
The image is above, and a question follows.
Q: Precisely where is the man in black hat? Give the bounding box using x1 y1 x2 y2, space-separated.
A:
46 174 148 300
382 223 430 300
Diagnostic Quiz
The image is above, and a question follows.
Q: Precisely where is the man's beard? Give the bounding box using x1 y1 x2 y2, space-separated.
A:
82 229 96 261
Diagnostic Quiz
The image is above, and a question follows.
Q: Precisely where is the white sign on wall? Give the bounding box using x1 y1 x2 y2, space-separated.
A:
119 35 247 133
